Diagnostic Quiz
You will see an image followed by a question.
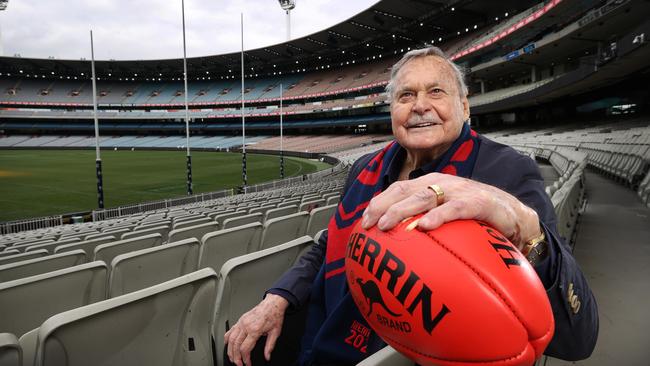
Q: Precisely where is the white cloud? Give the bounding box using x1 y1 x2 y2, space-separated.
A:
0 0 379 60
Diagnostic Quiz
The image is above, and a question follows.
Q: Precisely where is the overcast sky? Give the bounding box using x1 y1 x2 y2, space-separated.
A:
0 0 379 61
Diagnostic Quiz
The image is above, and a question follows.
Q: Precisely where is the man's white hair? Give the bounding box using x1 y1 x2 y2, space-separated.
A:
385 46 468 103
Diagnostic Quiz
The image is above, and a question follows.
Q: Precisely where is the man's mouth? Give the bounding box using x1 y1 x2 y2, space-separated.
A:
407 122 440 129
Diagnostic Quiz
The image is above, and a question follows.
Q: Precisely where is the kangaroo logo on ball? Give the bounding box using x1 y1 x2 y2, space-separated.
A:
355 277 401 317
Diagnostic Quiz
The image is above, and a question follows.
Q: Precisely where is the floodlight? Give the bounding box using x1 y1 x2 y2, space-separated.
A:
278 0 295 11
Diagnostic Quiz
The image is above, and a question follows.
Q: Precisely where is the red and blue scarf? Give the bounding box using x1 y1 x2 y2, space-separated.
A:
299 123 480 365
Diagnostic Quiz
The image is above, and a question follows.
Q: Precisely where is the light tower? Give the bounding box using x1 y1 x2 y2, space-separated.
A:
278 0 296 41
0 0 9 56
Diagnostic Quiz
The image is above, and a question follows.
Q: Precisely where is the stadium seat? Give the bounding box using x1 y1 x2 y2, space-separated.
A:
0 333 21 366
198 222 262 273
167 222 219 243
123 225 170 242
299 199 326 212
25 237 82 253
260 212 309 250
0 261 107 337
0 249 49 266
0 249 20 258
26 268 217 366
173 217 212 230
305 204 336 237
355 345 411 366
213 212 242 226
263 205 298 222
108 238 200 297
93 233 163 272
221 213 263 229
53 236 116 261
0 250 86 283
8 239 56 253
213 236 314 366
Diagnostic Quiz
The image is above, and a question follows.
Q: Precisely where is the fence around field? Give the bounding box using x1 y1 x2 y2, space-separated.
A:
0 154 342 234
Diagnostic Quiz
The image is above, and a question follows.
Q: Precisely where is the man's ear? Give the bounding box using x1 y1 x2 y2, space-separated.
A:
461 96 470 121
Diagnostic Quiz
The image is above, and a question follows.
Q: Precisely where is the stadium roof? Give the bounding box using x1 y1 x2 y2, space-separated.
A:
0 0 542 80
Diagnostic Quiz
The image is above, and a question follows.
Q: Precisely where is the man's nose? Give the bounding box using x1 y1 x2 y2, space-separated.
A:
411 92 430 114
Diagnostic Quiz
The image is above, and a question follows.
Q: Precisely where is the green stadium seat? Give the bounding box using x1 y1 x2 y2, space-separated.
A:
108 238 200 298
0 261 107 337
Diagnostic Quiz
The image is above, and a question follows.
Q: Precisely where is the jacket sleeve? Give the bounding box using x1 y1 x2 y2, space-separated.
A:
506 153 599 360
267 152 377 309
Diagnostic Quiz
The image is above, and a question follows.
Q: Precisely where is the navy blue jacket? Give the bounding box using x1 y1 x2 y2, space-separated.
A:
270 135 598 364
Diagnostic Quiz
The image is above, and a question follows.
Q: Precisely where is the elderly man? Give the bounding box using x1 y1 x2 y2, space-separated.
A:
225 47 598 366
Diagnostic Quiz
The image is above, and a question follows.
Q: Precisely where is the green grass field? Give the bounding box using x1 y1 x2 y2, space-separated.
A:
0 149 331 222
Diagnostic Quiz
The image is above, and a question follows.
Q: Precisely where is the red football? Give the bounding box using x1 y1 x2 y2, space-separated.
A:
345 217 554 366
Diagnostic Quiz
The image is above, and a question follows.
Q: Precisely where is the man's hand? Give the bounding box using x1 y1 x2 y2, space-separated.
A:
224 293 289 366
361 173 542 249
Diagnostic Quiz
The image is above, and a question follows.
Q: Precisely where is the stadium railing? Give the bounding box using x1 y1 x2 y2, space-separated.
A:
0 216 63 236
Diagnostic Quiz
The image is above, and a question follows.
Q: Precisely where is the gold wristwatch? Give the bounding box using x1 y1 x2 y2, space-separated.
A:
523 231 548 266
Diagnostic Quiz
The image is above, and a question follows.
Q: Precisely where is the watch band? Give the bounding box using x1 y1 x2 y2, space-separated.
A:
523 231 548 266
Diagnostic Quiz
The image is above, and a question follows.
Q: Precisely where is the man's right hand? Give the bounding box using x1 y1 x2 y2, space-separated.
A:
224 293 289 366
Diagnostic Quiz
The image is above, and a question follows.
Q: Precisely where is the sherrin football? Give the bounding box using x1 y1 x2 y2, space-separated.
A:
345 217 554 366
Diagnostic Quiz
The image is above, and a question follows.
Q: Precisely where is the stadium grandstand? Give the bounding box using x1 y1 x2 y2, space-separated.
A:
1 0 649 365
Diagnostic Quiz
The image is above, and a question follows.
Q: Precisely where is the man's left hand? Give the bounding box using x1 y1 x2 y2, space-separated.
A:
361 172 542 250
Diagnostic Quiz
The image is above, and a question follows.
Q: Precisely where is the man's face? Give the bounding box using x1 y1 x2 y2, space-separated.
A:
390 56 469 156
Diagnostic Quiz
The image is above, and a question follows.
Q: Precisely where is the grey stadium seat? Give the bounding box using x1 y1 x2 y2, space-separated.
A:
213 236 314 366
0 249 49 267
25 237 82 253
305 204 337 237
198 222 262 273
221 212 263 229
26 268 217 366
0 250 86 283
173 217 212 230
0 333 21 366
355 345 412 366
93 233 163 273
108 238 200 297
0 249 20 258
167 222 219 243
53 236 116 261
263 205 298 222
122 225 170 242
260 212 309 250
0 261 107 337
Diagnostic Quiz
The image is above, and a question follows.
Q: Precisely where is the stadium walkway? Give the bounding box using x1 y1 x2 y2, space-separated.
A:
547 171 650 366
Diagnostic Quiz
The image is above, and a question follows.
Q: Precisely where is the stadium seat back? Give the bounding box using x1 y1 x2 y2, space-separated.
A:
54 236 116 261
0 333 21 366
221 213 263 230
305 204 337 237
0 249 49 267
32 268 217 366
199 222 262 273
260 212 309 250
108 238 200 297
0 250 86 283
173 217 211 230
168 222 219 243
263 205 298 222
355 345 411 366
123 225 170 242
93 233 163 272
213 236 314 365
26 237 82 253
0 261 107 337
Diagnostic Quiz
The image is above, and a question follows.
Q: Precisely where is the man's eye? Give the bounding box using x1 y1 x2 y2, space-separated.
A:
431 88 443 94
400 92 414 98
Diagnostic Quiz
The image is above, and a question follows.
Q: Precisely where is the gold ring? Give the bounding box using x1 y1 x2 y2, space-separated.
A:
427 184 445 206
